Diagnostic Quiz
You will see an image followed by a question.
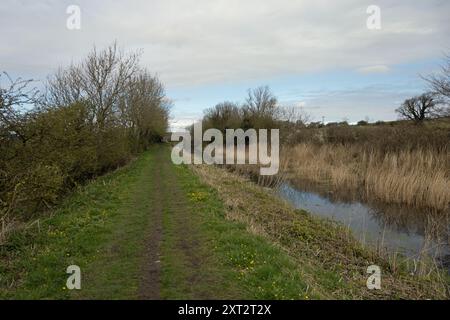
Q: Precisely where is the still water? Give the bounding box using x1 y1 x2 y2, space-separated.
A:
277 181 450 269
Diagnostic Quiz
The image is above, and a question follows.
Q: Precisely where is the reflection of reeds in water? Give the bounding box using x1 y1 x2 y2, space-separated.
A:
282 145 450 278
379 219 448 274
290 177 449 247
207 142 450 282
287 169 449 244
286 143 450 212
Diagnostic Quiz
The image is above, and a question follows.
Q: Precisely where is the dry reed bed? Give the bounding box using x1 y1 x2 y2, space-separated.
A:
285 143 450 212
191 164 449 299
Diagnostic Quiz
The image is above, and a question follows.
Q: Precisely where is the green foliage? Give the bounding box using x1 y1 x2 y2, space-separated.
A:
1 147 317 299
0 44 170 223
16 164 65 216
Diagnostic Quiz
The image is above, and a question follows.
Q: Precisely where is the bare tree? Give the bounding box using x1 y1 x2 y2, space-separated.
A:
0 72 38 142
395 92 440 123
276 105 310 126
44 66 83 108
122 70 170 146
241 86 279 129
203 101 242 132
45 42 141 129
244 86 277 117
423 54 450 102
422 54 450 117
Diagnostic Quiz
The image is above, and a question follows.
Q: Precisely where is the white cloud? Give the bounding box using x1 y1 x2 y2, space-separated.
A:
0 0 449 86
357 65 390 74
296 84 421 123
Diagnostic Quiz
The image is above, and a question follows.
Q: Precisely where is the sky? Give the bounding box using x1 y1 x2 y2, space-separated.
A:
1 0 449 130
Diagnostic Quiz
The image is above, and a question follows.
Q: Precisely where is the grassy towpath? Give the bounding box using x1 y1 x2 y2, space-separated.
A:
0 145 313 299
1 145 446 299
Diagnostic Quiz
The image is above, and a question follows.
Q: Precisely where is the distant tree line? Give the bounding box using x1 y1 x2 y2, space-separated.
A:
198 86 309 142
1 43 170 221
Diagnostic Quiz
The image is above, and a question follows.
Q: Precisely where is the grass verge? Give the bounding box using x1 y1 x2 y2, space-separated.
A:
0 152 154 299
192 164 449 299
1 145 446 299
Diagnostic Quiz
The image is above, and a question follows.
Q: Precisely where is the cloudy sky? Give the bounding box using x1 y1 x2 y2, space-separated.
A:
1 0 449 129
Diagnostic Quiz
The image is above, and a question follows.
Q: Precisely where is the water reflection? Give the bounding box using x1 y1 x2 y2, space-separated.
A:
277 180 450 269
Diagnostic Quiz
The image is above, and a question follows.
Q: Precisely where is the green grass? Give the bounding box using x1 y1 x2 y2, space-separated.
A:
0 151 156 299
161 164 313 299
2 145 445 299
0 145 321 299
192 165 449 299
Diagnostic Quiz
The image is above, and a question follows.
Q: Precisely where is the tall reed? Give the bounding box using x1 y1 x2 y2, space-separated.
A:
286 143 450 211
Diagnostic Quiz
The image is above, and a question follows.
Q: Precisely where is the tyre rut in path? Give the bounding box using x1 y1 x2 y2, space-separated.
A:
163 164 216 299
139 147 224 299
138 150 164 299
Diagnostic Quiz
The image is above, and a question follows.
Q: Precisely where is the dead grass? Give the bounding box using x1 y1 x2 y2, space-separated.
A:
0 214 17 246
286 143 450 212
191 164 449 299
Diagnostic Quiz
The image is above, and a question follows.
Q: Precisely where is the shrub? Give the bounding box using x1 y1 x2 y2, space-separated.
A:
0 43 170 224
